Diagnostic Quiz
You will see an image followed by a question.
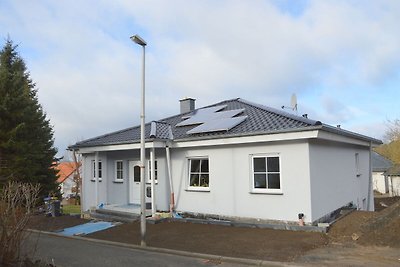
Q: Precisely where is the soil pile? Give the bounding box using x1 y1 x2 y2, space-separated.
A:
359 199 400 247
328 211 375 243
374 196 400 212
328 199 400 247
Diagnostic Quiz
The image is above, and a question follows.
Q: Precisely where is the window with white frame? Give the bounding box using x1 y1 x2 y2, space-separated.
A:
252 155 281 192
188 158 209 189
115 160 124 181
147 160 158 183
91 160 102 180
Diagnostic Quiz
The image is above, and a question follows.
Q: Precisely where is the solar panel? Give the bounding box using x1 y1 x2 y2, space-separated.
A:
176 105 248 134
176 105 227 126
187 116 248 134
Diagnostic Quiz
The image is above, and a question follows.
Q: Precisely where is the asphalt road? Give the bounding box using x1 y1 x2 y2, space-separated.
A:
23 232 253 267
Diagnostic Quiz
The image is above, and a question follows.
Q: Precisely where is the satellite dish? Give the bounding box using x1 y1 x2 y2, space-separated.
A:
291 94 298 112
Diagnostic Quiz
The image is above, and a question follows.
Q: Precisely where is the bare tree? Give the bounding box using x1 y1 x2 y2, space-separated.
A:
72 150 82 206
0 181 40 266
384 119 400 142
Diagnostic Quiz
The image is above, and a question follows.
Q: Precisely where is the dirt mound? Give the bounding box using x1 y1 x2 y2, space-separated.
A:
328 211 376 243
328 199 400 247
358 199 400 247
374 196 400 212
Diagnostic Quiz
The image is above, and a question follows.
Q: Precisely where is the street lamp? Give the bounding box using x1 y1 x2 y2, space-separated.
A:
130 34 147 247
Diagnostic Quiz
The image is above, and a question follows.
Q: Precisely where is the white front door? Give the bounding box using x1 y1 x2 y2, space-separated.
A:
129 161 141 204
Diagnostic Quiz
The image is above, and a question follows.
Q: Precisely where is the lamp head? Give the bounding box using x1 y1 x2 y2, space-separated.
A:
130 35 147 46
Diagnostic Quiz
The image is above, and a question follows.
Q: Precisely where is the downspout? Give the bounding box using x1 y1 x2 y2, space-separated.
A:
95 151 99 207
390 176 394 196
367 142 372 211
166 144 174 214
150 147 156 216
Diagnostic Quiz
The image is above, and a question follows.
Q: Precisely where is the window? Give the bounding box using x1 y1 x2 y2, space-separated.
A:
115 160 124 181
252 155 281 193
355 153 361 177
91 160 102 180
188 158 209 190
147 160 158 183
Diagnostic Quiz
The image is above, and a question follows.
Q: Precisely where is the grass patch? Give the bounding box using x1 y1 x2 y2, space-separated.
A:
63 205 81 214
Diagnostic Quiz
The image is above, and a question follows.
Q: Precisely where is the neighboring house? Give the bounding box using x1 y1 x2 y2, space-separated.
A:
70 98 381 224
384 165 400 196
372 151 393 194
55 162 81 199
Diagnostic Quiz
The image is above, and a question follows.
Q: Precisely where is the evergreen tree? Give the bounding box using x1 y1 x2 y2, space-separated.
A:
0 39 58 196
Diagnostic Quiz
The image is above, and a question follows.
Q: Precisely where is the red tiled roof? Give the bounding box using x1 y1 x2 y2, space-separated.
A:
55 162 80 183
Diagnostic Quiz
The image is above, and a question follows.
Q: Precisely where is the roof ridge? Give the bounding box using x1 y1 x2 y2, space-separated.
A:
237 98 321 126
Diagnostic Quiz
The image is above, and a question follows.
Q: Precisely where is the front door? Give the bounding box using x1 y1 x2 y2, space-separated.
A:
129 161 141 204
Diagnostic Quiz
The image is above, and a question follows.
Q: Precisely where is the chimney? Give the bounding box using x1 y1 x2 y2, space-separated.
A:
179 97 196 114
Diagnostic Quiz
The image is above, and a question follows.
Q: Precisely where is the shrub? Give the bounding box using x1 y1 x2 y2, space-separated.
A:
0 181 40 266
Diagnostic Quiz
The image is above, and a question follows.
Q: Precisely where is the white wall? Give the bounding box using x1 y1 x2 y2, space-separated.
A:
81 153 108 211
81 149 170 212
171 140 312 223
388 176 400 196
309 140 373 222
61 176 74 198
373 172 388 194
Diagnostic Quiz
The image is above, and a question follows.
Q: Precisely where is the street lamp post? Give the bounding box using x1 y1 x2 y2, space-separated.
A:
130 34 147 247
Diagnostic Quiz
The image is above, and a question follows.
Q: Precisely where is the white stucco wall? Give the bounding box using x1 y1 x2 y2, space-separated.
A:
308 140 373 222
81 153 108 211
81 149 170 212
373 172 388 194
79 135 375 222
60 176 74 198
171 140 312 223
388 176 400 196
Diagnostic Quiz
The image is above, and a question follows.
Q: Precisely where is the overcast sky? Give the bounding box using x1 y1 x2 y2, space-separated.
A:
1 0 399 157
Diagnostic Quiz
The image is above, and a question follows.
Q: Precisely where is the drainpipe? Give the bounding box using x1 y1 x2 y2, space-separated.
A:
367 142 372 211
150 147 156 216
94 151 99 207
165 145 174 213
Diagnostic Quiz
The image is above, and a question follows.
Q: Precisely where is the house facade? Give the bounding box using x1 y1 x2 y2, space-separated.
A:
384 165 400 196
70 98 381 224
55 161 81 199
372 151 393 194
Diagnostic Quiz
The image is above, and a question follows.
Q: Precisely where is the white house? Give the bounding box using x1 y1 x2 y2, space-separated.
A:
55 161 81 199
372 151 393 194
70 98 381 224
384 165 400 196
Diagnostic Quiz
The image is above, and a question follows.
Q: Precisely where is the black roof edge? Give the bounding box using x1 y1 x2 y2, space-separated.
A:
68 124 143 150
320 124 382 145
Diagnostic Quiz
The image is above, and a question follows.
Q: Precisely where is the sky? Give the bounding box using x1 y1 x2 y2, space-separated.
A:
1 0 399 158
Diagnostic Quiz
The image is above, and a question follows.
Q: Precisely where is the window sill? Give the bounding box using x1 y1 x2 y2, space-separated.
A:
186 187 210 192
90 179 102 182
146 181 159 185
250 190 283 195
113 180 124 183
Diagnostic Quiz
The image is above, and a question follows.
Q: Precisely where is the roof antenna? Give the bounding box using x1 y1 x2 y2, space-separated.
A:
281 93 298 114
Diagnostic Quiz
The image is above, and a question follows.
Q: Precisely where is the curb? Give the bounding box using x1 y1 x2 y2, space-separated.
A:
27 229 296 266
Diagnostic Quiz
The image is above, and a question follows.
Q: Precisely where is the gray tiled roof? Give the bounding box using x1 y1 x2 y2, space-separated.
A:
372 151 393 172
70 98 380 149
385 164 400 176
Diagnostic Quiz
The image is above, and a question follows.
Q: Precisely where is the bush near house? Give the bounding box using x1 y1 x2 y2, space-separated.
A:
0 181 40 266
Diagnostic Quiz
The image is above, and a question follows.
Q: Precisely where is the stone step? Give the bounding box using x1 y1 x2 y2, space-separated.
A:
89 210 139 223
